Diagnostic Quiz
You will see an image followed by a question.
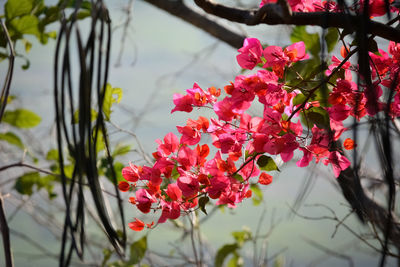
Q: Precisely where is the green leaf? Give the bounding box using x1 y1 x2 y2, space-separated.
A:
94 129 105 153
232 173 243 182
305 107 330 129
9 15 40 37
325 28 339 53
5 0 35 19
3 109 41 128
62 0 92 10
292 94 307 106
75 10 91 20
112 144 131 157
199 196 209 215
227 252 243 267
14 172 56 198
129 235 147 265
171 166 180 180
23 39 32 53
291 26 320 58
215 243 239 267
15 172 40 195
232 228 252 247
285 58 321 88
104 161 124 183
0 132 24 149
102 84 123 121
101 248 113 267
368 39 379 54
250 184 263 206
256 155 280 171
46 149 59 161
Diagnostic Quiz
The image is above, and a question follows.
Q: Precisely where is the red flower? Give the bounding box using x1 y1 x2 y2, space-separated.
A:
118 181 130 192
259 172 273 185
343 138 356 150
128 218 145 231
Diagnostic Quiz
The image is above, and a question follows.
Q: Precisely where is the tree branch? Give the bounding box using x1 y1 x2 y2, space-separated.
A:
0 192 14 267
142 0 246 49
193 0 400 43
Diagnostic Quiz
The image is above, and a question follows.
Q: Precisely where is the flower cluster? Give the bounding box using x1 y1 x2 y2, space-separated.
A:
120 33 400 230
259 0 398 16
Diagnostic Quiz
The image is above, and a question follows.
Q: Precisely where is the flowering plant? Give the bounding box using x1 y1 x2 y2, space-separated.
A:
120 0 400 230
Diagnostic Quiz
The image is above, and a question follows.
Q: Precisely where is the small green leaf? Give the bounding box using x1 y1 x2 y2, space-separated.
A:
129 235 147 265
232 228 252 247
291 26 320 58
3 109 41 128
250 184 263 206
75 10 91 20
227 252 244 267
102 84 123 121
5 0 34 19
14 172 56 198
171 166 180 180
101 248 113 267
9 15 40 36
199 196 209 215
215 243 239 267
46 149 59 161
368 39 379 54
292 94 307 106
15 172 40 195
104 161 124 183
0 132 24 149
23 39 32 53
256 155 280 171
305 107 330 129
232 173 243 182
325 28 339 53
112 144 131 157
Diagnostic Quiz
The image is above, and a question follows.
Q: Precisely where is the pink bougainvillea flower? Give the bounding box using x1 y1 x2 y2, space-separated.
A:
128 218 145 231
259 0 277 7
156 132 179 156
158 200 181 223
186 83 208 106
207 175 230 199
177 171 200 198
121 163 142 182
297 147 313 167
263 41 308 77
171 93 193 113
177 123 201 146
284 41 309 62
136 189 157 213
176 145 196 170
327 104 351 122
263 45 288 76
213 98 239 122
236 38 263 70
166 183 182 201
325 151 351 178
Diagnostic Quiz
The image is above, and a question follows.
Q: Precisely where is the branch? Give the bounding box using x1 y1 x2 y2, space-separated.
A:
0 18 15 123
193 0 400 43
337 166 400 247
0 192 14 267
142 0 246 49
